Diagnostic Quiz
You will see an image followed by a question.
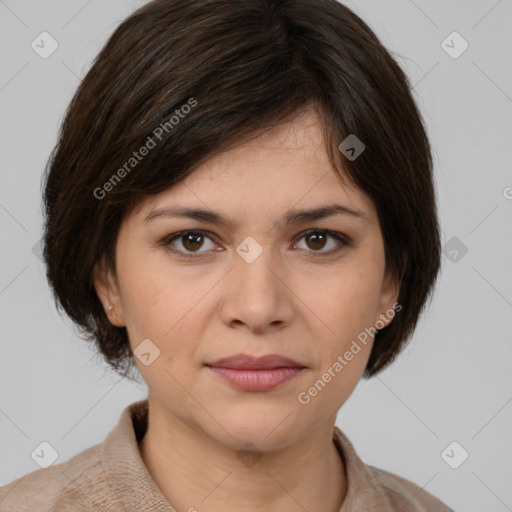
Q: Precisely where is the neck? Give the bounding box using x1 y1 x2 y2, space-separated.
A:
138 401 347 512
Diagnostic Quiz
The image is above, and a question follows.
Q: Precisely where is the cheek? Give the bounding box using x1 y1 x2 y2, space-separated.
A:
117 258 212 358
309 265 383 346
298 271 380 411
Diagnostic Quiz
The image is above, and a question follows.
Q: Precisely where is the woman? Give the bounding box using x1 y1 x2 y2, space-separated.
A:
0 0 453 510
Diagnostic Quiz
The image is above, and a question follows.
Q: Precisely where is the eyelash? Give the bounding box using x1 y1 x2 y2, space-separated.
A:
160 229 351 260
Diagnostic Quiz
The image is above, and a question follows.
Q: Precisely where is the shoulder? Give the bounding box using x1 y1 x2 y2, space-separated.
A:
333 426 453 511
0 443 116 512
366 464 454 512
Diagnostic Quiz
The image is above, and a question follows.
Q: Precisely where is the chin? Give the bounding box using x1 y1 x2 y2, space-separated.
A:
211 408 305 451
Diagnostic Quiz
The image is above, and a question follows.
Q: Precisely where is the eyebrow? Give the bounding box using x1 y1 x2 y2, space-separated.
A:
143 203 370 229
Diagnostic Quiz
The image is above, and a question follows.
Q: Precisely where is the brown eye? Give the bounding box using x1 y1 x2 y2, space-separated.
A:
294 229 350 255
163 230 217 258
162 228 350 260
305 231 328 251
181 232 205 252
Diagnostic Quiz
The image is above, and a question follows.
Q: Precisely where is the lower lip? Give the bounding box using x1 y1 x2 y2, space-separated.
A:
206 366 304 391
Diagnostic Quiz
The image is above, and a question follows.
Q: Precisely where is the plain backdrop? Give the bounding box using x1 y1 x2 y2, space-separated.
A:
1 1 511 511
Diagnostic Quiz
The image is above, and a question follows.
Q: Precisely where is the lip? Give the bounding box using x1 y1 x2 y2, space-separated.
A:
206 353 305 370
205 353 306 392
207 367 304 391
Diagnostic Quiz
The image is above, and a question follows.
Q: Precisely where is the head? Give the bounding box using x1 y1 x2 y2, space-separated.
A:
42 0 440 446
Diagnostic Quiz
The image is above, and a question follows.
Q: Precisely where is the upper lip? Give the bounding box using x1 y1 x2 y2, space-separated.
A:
206 353 305 370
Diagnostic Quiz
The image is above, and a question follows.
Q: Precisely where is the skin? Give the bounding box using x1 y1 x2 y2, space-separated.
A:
93 106 399 512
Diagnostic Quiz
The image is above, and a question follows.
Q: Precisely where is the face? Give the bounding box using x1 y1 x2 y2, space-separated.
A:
94 107 398 452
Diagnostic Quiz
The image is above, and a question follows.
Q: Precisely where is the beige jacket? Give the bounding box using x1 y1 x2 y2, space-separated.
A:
0 399 453 511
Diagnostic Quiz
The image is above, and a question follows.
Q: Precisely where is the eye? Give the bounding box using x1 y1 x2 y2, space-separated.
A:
163 230 218 258
293 229 350 255
161 229 350 260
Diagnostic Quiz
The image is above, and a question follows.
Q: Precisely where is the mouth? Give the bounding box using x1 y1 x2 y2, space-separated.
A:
205 353 306 391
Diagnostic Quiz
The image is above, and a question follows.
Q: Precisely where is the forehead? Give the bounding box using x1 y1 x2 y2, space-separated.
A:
195 107 331 180
132 108 375 225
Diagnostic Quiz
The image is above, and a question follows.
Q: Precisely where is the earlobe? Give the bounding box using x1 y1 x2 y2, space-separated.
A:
92 255 126 327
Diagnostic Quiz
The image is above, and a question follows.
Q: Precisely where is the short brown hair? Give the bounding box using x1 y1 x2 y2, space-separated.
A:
42 0 441 381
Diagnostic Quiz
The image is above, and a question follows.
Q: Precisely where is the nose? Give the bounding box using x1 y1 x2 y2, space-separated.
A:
219 243 295 335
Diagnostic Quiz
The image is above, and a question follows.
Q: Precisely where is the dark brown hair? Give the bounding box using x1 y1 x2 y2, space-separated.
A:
42 0 441 381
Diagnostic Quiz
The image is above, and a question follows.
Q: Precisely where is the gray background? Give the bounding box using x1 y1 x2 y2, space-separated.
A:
1 1 511 510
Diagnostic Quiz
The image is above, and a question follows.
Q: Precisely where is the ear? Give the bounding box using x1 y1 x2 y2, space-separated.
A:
375 267 401 328
92 254 126 327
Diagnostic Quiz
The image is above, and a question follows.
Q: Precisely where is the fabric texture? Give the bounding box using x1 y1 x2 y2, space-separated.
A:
0 399 454 511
